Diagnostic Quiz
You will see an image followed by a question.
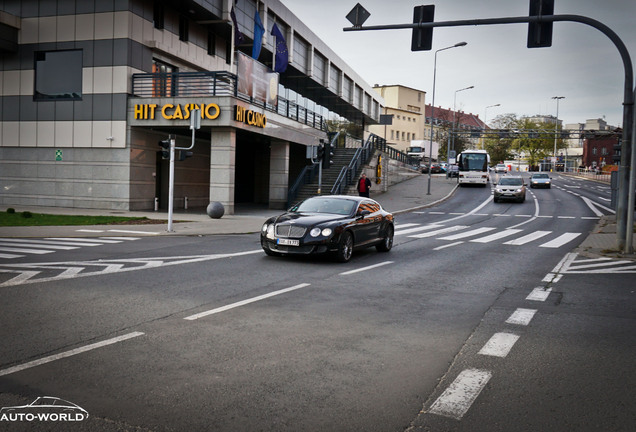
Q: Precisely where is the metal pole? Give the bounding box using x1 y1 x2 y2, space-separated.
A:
552 96 564 172
167 135 175 232
626 86 636 253
428 42 467 195
452 85 474 162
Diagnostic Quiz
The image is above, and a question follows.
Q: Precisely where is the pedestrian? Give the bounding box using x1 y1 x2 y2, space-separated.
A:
357 173 371 198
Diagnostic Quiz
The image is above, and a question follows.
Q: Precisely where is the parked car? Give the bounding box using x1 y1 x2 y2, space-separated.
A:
261 195 394 263
529 172 552 188
493 176 526 203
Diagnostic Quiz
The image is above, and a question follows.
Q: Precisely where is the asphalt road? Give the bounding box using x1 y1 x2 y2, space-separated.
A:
0 173 634 431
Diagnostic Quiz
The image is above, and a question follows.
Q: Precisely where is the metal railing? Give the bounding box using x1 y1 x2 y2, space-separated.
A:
287 162 320 207
131 71 327 131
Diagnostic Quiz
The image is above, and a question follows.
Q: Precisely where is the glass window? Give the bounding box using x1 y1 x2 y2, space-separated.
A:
34 50 82 101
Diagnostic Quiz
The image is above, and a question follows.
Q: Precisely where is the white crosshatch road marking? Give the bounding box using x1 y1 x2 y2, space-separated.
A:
556 252 636 274
0 237 142 260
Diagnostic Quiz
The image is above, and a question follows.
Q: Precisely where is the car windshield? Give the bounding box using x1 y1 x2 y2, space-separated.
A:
498 178 523 186
294 198 356 215
532 173 549 178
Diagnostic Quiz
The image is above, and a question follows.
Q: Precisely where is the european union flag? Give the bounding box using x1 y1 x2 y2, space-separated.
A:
252 10 265 59
271 23 288 73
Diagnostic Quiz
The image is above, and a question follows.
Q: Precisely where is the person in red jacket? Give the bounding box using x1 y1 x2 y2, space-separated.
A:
358 173 371 197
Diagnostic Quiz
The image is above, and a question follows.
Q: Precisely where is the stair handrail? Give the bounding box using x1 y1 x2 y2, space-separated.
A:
287 162 320 207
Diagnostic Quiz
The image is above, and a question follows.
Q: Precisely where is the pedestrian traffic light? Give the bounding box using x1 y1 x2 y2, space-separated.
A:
178 150 193 161
411 5 435 51
527 0 554 48
158 139 170 159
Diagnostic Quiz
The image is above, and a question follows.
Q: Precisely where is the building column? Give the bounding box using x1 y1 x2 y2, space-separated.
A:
269 140 289 209
209 128 236 215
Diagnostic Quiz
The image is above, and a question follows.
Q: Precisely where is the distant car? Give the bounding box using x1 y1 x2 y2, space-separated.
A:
493 176 526 203
530 173 552 188
446 165 459 178
261 195 394 263
495 164 507 173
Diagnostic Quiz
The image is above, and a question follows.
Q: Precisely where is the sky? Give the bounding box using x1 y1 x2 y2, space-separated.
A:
280 0 636 128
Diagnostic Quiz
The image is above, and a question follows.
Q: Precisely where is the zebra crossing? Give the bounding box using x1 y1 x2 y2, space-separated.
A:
394 223 582 249
0 237 141 260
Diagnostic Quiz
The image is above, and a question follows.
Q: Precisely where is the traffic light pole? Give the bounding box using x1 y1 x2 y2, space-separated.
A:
344 12 634 252
167 135 176 232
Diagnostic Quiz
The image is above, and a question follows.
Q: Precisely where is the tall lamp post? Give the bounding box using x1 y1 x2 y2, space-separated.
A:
450 85 474 162
552 96 565 172
427 41 468 195
482 103 500 150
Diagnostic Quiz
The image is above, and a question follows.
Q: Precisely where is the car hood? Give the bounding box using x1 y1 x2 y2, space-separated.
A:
270 212 348 226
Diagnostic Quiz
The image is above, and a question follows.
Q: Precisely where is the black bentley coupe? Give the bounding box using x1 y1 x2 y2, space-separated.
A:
260 195 394 263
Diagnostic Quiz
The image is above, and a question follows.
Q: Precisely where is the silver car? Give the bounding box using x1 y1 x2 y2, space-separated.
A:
493 176 526 203
530 173 552 188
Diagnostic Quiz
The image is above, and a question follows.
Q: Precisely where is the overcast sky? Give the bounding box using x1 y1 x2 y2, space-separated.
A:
280 0 636 128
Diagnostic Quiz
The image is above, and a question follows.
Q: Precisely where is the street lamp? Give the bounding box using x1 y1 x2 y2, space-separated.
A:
450 85 474 162
552 96 565 172
427 41 468 195
482 103 500 149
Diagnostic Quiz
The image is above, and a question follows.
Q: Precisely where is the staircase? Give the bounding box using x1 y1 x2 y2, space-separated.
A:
292 148 360 203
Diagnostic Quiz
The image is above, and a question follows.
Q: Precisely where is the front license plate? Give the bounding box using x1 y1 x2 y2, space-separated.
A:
276 238 299 246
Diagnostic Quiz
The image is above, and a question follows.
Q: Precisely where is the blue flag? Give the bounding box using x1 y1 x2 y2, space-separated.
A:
271 23 288 73
252 10 265 59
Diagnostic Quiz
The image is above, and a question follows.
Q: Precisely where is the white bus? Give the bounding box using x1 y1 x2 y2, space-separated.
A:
457 150 490 186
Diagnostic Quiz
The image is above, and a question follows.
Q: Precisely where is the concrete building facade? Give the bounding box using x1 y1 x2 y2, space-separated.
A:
0 0 383 214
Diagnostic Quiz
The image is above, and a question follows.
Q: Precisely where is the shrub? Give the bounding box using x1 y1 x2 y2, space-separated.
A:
6 208 15 214
21 211 33 218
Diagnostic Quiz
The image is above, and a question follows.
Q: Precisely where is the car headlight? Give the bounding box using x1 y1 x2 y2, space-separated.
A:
262 223 275 239
310 227 333 237
495 188 503 193
515 188 523 192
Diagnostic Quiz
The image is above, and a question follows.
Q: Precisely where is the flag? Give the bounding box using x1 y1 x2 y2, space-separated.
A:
252 10 264 59
230 4 244 46
271 23 288 73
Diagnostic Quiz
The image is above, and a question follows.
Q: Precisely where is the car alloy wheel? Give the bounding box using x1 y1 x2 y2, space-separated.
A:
336 231 353 262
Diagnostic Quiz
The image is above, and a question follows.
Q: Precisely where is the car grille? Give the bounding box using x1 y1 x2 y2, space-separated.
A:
275 224 306 238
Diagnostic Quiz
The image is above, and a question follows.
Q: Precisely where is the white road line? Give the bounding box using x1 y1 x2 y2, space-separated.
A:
433 241 463 250
100 237 140 241
557 216 576 219
76 229 104 232
0 247 54 255
0 242 78 250
506 308 537 326
339 261 393 276
470 229 522 243
394 223 419 229
581 216 600 220
438 227 496 240
526 287 552 301
539 232 582 248
394 224 444 236
45 238 120 245
478 332 520 357
108 229 160 235
0 332 144 377
428 211 446 215
184 283 311 321
428 369 492 420
503 231 551 245
492 214 511 217
409 225 469 238
568 259 633 270
0 253 23 259
0 238 106 247
449 212 465 215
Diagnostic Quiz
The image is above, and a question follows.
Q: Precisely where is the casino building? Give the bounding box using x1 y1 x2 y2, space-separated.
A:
0 0 383 214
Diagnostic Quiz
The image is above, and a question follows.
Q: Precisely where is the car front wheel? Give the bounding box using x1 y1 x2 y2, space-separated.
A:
335 231 353 263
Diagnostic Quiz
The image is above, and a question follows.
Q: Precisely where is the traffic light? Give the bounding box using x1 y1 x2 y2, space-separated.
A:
322 141 334 169
158 139 170 159
527 0 554 48
316 143 325 162
178 150 193 161
411 5 435 51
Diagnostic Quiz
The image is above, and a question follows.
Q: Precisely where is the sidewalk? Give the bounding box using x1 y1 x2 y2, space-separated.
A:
0 174 458 238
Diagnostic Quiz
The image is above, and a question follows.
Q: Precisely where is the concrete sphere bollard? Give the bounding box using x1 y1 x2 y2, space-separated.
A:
206 202 225 219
